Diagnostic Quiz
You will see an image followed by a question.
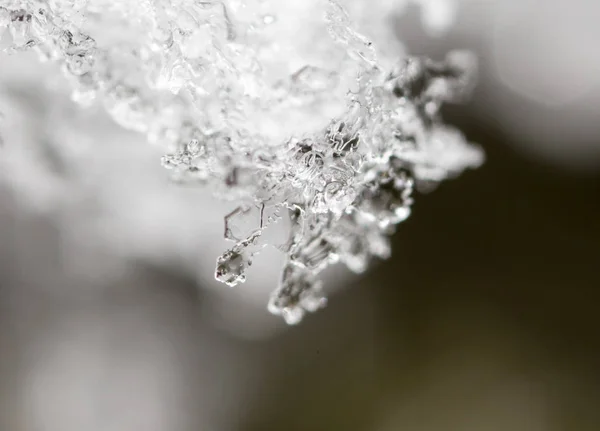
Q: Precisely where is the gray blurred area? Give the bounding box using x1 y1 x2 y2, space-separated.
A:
0 186 375 431
2 1 600 430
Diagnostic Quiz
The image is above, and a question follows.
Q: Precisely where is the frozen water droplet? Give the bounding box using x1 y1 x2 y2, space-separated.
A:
268 262 327 324
215 250 248 287
215 231 261 287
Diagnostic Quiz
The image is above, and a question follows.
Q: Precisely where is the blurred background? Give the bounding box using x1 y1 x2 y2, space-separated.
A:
1 0 600 430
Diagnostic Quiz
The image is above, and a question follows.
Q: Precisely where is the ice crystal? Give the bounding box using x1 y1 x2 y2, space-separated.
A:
0 0 483 324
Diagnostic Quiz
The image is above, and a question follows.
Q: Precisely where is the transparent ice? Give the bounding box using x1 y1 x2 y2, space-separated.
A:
0 0 483 324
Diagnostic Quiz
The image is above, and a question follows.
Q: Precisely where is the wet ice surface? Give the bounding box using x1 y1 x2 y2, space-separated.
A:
0 0 482 324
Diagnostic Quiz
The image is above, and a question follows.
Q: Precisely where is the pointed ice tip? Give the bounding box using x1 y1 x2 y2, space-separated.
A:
282 307 305 325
